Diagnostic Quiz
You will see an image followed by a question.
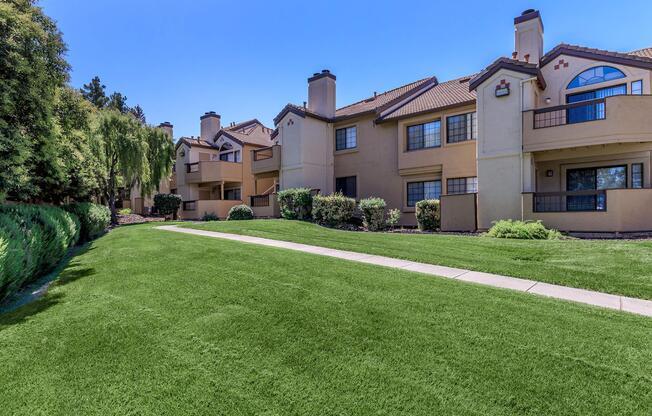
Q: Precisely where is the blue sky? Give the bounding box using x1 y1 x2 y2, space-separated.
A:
41 0 652 139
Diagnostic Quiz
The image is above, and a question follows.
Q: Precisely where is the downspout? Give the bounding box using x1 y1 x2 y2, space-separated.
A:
519 76 537 220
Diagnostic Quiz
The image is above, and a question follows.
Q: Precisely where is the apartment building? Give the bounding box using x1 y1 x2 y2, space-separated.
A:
174 112 276 219
258 9 652 232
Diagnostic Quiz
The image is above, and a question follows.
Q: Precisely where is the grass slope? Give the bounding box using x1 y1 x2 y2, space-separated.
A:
1 223 651 415
186 220 652 300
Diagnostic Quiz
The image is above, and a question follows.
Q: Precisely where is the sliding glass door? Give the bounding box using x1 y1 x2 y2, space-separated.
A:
566 165 626 211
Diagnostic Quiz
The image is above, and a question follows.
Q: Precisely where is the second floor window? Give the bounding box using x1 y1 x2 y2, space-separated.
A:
632 80 643 95
335 176 357 198
447 112 477 143
447 177 478 194
219 150 241 162
335 126 357 151
407 120 441 150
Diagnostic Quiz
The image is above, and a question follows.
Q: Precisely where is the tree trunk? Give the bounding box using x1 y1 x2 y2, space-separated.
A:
108 191 118 225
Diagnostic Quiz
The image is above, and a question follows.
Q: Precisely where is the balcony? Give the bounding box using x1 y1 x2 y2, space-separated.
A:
523 95 652 152
180 199 243 220
523 188 652 232
251 145 281 174
249 193 280 218
185 160 242 184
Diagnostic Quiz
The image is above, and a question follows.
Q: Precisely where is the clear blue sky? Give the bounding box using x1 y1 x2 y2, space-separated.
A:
41 0 652 140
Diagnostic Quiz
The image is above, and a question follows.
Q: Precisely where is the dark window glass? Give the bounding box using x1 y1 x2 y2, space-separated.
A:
335 127 357 150
632 163 643 188
407 120 440 150
224 188 241 200
219 150 241 162
566 165 626 211
446 112 476 143
407 180 441 207
447 177 478 194
567 66 625 89
566 84 626 124
335 176 357 198
632 80 643 95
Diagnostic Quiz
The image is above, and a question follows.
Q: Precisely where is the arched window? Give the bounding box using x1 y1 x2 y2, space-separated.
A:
567 66 625 89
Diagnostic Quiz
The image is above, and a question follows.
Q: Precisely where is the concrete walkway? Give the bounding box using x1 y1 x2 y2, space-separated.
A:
157 225 652 318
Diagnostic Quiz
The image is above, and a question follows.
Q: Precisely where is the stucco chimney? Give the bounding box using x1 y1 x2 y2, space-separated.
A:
514 9 543 64
158 122 173 140
307 69 336 118
200 111 220 141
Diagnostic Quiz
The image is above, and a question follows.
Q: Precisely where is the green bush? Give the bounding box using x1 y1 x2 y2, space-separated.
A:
359 197 387 231
0 204 81 301
201 212 219 221
486 220 562 240
153 193 182 218
277 188 313 220
64 202 110 242
118 208 132 215
312 193 356 227
415 199 440 231
386 208 401 229
227 204 254 221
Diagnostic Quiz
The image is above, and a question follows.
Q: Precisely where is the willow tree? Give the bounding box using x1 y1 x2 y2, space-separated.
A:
139 126 174 197
95 111 149 224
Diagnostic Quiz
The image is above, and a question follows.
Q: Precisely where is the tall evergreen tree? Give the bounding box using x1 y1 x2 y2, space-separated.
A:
80 76 109 109
129 104 146 124
107 92 129 113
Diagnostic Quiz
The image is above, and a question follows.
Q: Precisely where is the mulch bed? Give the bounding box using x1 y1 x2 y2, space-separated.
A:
117 214 166 225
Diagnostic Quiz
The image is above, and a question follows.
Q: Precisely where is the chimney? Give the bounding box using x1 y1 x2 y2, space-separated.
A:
307 69 336 118
200 111 220 141
514 9 543 64
158 122 173 140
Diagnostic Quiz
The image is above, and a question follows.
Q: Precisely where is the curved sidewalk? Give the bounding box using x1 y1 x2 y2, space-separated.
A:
157 225 652 318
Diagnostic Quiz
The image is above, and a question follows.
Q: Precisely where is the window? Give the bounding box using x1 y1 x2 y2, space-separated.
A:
335 176 357 198
632 80 643 95
566 84 626 124
407 180 441 207
632 163 643 188
335 126 357 151
407 120 441 150
567 66 626 89
224 188 241 200
447 177 478 194
566 165 627 211
219 150 241 162
446 112 477 143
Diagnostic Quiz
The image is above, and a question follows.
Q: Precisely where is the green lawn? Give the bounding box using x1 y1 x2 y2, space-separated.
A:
0 223 651 415
185 220 652 300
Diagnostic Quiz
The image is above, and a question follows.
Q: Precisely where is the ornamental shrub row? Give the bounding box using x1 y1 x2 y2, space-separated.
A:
64 202 110 241
486 219 562 240
0 204 81 301
415 200 440 231
312 193 356 227
227 204 254 220
277 188 313 220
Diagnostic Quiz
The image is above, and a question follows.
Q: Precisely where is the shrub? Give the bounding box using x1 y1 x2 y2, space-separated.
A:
415 199 440 231
201 212 219 221
359 197 387 231
0 204 81 301
153 193 182 218
64 202 110 242
312 193 356 227
227 204 254 221
486 220 562 240
118 208 132 215
277 188 313 220
386 208 401 229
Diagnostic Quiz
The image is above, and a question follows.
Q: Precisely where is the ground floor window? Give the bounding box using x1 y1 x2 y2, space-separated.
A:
407 180 441 207
335 176 357 198
566 165 626 210
447 177 477 194
224 188 241 200
632 163 643 188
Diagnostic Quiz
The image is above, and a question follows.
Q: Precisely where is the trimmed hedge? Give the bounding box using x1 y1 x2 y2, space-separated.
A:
154 193 182 218
415 199 440 231
359 197 386 231
0 204 80 301
486 220 562 240
312 193 356 227
64 202 110 241
227 204 254 221
277 188 313 220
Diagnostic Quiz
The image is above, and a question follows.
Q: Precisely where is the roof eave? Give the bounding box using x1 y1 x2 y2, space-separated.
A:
375 99 477 124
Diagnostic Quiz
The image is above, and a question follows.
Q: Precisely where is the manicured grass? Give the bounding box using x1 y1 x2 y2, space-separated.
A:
185 219 652 300
1 223 651 415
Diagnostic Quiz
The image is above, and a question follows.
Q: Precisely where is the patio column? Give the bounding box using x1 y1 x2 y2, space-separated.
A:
522 152 535 192
220 181 225 200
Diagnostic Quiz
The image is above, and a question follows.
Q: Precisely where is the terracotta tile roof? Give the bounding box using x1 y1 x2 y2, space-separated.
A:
469 57 545 91
541 43 652 69
334 77 436 118
272 103 331 125
175 120 274 149
175 137 214 150
380 76 476 121
630 47 652 59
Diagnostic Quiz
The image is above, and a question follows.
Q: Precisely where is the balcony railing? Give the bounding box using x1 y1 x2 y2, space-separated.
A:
253 146 274 161
250 194 272 207
183 201 197 211
533 98 606 129
186 162 200 173
533 190 607 212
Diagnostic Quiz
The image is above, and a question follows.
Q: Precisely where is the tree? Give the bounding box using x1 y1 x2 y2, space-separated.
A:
107 92 129 113
94 111 149 224
139 126 174 197
0 0 70 202
129 105 146 124
80 76 109 109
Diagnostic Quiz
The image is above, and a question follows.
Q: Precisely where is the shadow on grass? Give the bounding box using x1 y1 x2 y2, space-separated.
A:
0 293 66 328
